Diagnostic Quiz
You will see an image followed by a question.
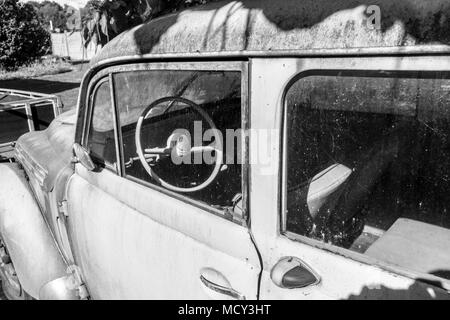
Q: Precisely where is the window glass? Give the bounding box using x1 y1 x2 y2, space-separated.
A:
114 70 243 216
87 79 117 168
285 71 450 280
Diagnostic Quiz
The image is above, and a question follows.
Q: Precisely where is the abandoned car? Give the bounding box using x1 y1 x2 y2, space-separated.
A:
1 0 450 299
0 89 62 162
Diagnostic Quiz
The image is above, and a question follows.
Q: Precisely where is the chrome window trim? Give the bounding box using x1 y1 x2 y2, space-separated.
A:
83 76 108 146
84 76 118 173
89 45 450 71
241 62 250 223
109 73 123 177
279 58 450 290
81 61 247 146
83 61 249 226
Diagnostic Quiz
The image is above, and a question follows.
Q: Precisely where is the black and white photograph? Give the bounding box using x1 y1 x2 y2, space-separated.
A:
0 0 450 305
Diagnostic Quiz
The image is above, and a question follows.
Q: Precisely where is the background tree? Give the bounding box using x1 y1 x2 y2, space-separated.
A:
65 4 82 31
0 0 51 70
32 1 68 31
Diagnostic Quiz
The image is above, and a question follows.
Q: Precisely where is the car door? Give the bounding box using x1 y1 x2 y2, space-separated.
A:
65 61 261 299
251 56 450 299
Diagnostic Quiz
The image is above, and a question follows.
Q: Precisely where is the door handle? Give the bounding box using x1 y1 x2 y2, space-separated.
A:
200 275 245 300
199 268 245 300
271 257 320 289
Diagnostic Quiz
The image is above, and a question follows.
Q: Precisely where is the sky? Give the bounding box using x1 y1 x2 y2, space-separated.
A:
27 0 89 8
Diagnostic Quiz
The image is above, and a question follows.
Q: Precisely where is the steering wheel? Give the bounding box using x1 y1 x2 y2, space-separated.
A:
135 96 223 193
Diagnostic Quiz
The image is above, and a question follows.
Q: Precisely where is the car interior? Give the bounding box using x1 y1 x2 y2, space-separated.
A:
88 70 244 216
285 74 450 279
121 96 242 209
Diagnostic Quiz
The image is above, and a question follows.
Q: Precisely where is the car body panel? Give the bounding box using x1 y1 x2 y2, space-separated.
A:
0 163 67 298
249 56 450 299
14 110 77 253
66 165 260 299
15 109 76 193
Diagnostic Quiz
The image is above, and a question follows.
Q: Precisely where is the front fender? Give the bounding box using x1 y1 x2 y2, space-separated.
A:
0 163 67 299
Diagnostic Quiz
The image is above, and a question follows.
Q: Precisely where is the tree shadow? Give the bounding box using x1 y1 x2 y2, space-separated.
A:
0 79 80 95
241 0 450 44
346 278 450 300
110 0 450 60
430 270 450 280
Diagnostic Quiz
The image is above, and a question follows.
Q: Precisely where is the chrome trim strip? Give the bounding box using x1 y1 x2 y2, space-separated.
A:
89 45 450 70
83 77 110 148
109 73 123 177
0 142 14 148
241 62 250 223
14 143 48 188
200 275 245 300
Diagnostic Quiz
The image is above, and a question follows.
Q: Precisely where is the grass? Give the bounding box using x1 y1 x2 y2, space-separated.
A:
0 57 74 81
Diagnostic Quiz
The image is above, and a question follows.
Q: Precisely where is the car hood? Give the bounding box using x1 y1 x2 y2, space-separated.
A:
15 109 76 192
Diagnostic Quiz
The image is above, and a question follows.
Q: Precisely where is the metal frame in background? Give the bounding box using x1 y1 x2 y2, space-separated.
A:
0 88 63 153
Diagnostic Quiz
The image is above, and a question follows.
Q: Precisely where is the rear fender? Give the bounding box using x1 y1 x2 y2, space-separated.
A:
0 163 67 298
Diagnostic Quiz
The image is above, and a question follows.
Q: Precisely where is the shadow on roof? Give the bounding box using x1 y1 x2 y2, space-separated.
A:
120 0 450 57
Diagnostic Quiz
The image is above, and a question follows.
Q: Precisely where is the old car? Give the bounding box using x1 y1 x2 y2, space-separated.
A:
1 0 450 300
0 89 62 162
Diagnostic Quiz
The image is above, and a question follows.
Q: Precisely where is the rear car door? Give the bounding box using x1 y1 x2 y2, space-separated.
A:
251 56 450 299
65 61 261 299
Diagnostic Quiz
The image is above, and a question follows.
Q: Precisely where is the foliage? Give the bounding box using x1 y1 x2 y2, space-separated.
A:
0 0 51 70
81 0 214 48
27 1 69 31
65 4 82 31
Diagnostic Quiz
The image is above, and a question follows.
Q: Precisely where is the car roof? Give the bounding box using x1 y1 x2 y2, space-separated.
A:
91 0 450 65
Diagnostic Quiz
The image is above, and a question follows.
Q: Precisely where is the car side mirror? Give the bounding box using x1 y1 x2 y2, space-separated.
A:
73 143 95 171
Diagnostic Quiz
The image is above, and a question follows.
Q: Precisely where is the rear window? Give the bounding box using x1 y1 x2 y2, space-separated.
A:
284 71 450 281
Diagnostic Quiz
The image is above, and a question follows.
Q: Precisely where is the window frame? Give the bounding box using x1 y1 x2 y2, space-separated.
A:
84 75 119 173
280 67 450 286
82 61 250 226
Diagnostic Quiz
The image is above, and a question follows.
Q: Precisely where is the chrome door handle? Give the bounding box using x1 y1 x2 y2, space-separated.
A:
271 257 320 289
200 275 245 300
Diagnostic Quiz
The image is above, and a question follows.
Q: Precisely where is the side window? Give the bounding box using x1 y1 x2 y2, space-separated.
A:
86 78 117 169
113 69 243 217
284 71 450 281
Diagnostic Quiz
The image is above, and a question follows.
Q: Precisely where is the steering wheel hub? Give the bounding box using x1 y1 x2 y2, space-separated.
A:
135 96 223 193
167 132 191 158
